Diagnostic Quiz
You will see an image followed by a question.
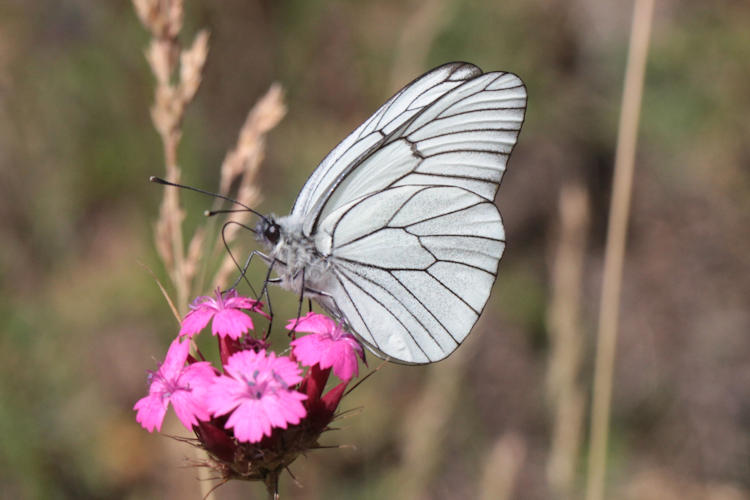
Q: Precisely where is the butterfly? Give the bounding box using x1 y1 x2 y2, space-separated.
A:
255 62 526 364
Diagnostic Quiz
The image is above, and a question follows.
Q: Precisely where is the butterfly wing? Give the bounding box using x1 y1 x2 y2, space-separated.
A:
291 62 485 235
317 184 505 363
296 62 527 363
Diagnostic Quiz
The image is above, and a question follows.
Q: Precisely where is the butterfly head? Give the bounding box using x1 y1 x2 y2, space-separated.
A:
257 216 282 247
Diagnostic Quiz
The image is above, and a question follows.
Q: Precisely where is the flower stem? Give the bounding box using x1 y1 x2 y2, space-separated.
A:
265 469 280 500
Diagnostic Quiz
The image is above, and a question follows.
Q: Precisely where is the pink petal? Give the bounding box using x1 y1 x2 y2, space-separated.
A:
228 400 272 442
170 392 202 429
134 394 168 432
280 391 308 420
332 349 358 380
285 312 333 335
179 308 214 338
291 332 361 381
266 354 306 386
181 362 216 388
206 376 244 416
290 334 326 365
204 350 308 443
319 343 354 380
170 362 215 428
224 295 264 311
222 349 261 379
211 309 255 339
188 293 215 310
161 337 191 374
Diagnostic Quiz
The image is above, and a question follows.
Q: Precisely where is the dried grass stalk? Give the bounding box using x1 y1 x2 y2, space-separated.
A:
133 1 284 496
219 83 286 197
585 0 655 499
136 0 210 313
211 84 286 289
134 0 283 308
180 31 209 102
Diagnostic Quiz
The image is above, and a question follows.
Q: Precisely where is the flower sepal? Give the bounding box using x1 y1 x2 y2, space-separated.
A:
298 364 348 433
194 418 236 463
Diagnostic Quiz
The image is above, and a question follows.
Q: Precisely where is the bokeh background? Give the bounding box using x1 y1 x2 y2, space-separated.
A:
1 1 749 499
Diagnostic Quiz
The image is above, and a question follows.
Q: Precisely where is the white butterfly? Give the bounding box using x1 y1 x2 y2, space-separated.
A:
258 62 527 364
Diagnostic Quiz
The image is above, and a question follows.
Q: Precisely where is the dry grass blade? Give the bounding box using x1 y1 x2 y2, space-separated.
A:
133 0 286 494
132 1 216 497
585 0 655 499
180 30 210 102
219 83 286 197
137 260 181 324
343 359 388 397
211 84 286 289
138 0 200 313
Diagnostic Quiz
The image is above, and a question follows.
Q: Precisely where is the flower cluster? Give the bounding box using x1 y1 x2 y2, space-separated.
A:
134 288 365 483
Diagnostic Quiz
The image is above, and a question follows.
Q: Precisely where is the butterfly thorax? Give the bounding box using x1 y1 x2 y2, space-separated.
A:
258 214 332 297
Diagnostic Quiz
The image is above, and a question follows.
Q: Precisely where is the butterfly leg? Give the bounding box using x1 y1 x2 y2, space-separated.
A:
284 268 331 338
221 220 268 298
229 249 266 298
300 285 352 332
258 257 279 340
223 249 277 339
286 268 307 339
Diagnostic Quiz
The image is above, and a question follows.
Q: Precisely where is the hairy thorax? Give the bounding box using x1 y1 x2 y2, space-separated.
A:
262 215 332 297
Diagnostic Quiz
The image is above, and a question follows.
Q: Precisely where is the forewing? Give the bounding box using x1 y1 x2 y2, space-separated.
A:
295 64 526 237
291 62 484 233
319 186 505 363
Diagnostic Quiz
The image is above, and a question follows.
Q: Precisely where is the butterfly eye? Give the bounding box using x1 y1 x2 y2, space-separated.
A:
264 221 280 245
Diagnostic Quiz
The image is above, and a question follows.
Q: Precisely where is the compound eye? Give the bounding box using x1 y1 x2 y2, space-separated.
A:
264 222 280 245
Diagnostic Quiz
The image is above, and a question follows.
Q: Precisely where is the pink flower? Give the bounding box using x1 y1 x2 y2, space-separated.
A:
134 337 216 432
288 313 365 381
206 350 307 443
179 288 264 340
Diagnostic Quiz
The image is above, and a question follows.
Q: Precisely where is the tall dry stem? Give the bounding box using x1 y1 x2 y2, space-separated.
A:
546 181 589 499
133 2 213 497
585 0 654 499
133 0 208 313
132 2 284 498
133 0 285 305
210 84 286 289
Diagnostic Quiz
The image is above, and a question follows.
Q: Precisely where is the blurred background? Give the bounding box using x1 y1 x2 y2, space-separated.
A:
1 0 749 499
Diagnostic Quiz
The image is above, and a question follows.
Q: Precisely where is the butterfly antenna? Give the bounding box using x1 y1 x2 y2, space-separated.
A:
149 176 266 220
204 208 253 217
